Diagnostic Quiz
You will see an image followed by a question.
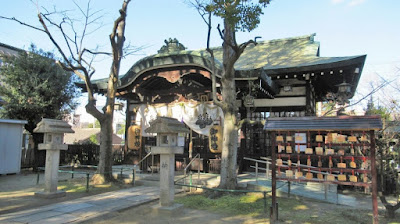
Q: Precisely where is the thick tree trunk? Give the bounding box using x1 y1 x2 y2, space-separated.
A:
89 0 129 184
218 20 240 189
92 116 114 184
219 111 238 189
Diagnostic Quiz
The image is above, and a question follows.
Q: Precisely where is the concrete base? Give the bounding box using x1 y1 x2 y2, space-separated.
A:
34 190 66 199
151 203 184 215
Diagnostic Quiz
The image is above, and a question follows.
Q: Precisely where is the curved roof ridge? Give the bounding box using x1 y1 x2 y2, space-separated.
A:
258 33 316 44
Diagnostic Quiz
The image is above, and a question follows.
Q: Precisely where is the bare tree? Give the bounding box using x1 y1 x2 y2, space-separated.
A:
1 0 132 183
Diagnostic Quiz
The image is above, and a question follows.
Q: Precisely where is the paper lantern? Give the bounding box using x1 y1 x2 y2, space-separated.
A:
128 125 141 150
209 125 222 153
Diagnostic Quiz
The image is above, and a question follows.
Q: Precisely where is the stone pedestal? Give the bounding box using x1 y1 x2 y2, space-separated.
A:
35 147 67 198
151 146 182 207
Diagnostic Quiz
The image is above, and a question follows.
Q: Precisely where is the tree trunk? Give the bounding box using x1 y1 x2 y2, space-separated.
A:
92 116 114 184
218 20 240 189
89 0 129 184
380 195 400 219
385 206 396 219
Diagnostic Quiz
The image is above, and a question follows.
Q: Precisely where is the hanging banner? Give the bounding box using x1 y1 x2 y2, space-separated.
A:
135 101 224 137
209 125 223 153
127 125 141 150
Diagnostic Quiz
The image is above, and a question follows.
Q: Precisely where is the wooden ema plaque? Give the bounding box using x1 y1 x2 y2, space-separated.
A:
266 116 381 223
272 130 374 188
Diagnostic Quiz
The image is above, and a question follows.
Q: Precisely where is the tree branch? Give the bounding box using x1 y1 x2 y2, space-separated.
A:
190 0 224 108
82 48 112 56
41 13 78 62
322 78 392 116
0 16 45 33
238 39 257 54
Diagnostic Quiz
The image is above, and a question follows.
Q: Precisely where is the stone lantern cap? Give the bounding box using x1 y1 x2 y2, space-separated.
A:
33 118 74 134
145 117 189 134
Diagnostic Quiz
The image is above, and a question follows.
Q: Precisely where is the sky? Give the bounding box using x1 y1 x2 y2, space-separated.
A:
1 0 399 112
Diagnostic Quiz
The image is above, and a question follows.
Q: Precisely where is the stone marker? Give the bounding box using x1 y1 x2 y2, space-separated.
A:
145 117 189 212
34 118 74 198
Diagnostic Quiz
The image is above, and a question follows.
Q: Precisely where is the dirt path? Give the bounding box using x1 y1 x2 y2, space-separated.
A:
1 170 399 224
0 170 130 215
80 198 258 224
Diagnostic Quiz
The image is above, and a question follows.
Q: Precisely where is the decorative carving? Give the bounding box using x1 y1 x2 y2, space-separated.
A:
195 112 213 129
158 38 186 54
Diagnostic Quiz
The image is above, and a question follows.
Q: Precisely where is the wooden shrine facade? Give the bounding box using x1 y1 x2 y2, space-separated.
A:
264 116 382 223
82 34 367 171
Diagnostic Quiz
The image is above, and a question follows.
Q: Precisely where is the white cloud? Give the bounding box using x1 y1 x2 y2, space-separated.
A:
331 0 366 6
348 0 366 6
332 0 345 4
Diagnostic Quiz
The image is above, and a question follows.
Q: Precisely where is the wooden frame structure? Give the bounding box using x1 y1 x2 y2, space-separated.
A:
264 116 382 223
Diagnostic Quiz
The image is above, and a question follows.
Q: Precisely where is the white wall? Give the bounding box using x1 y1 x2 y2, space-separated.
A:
0 119 27 174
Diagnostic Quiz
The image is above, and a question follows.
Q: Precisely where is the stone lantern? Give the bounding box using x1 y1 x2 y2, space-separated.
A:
145 117 189 211
34 118 74 198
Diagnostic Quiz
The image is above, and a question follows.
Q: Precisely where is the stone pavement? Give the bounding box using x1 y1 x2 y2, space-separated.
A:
0 186 162 224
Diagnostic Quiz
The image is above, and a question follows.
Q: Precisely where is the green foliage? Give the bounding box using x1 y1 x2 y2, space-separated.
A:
0 44 78 133
117 123 125 135
206 0 270 32
94 119 100 128
89 134 99 145
88 119 101 128
365 104 391 121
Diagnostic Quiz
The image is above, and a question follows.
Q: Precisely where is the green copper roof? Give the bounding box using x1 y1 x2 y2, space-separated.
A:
85 33 366 91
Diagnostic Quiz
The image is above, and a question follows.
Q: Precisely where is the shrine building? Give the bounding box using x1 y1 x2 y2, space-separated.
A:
84 33 366 172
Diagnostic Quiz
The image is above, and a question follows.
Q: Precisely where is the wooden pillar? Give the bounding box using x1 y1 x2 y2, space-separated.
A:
124 100 130 162
305 81 313 116
271 131 277 222
370 130 379 224
189 129 193 159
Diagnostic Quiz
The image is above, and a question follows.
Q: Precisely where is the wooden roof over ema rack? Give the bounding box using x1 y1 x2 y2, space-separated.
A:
263 115 382 132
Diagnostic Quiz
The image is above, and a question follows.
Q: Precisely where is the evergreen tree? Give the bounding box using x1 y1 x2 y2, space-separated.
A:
0 44 78 169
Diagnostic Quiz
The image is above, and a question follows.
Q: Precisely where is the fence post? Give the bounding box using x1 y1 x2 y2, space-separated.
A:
36 171 40 185
266 162 270 179
120 168 123 180
189 172 193 192
71 165 74 179
255 161 258 182
336 188 339 204
151 154 154 175
263 191 267 214
288 181 291 198
197 158 200 181
86 173 90 192
132 168 135 186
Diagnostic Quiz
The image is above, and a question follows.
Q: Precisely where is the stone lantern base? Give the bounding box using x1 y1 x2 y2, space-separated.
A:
34 190 66 199
151 203 184 215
